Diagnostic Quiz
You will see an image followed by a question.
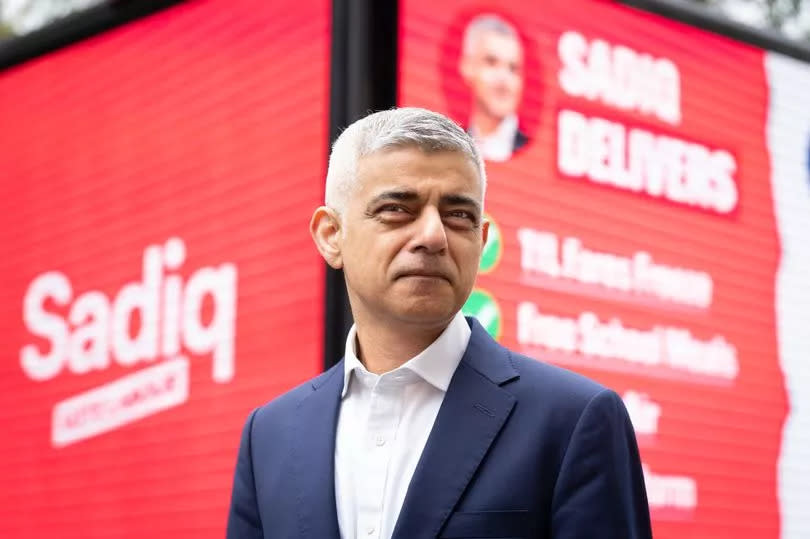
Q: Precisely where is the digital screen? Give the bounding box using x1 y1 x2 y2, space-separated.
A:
400 1 810 537
0 0 329 537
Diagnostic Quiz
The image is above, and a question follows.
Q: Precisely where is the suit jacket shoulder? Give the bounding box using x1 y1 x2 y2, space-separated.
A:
252 361 342 422
227 362 346 539
513 128 530 153
460 318 611 430
445 319 651 538
506 350 610 414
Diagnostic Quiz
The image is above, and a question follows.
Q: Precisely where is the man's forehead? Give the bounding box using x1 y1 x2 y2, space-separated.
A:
353 148 482 200
357 146 478 175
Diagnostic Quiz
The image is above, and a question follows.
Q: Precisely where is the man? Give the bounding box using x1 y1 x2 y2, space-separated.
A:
226 108 652 538
459 14 530 162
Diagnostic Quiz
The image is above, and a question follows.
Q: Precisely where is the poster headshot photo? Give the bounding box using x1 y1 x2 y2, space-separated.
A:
443 12 541 163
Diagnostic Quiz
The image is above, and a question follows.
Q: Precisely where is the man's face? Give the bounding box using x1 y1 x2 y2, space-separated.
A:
338 147 487 329
461 31 524 120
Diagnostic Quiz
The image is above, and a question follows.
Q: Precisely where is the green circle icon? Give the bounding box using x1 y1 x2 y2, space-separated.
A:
479 214 502 273
462 288 502 341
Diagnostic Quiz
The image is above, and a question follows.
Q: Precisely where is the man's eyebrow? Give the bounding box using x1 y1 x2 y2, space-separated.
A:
368 189 421 206
367 190 482 214
440 194 482 213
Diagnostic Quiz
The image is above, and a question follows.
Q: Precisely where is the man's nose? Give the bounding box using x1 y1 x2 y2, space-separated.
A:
410 207 448 254
494 65 511 81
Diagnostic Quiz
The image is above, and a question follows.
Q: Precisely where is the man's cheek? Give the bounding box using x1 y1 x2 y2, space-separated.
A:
510 77 523 96
479 67 498 85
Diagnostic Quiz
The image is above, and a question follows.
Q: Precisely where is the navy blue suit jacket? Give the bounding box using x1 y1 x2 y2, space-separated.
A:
227 318 652 538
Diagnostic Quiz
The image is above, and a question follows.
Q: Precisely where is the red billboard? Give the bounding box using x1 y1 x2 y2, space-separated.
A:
400 1 809 537
0 0 329 537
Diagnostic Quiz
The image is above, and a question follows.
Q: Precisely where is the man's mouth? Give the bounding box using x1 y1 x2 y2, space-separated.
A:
396 270 450 282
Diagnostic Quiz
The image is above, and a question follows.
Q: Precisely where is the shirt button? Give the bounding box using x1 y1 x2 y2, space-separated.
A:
375 435 386 446
366 526 375 535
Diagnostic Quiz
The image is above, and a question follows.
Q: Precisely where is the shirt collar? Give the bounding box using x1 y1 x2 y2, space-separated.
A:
341 312 471 398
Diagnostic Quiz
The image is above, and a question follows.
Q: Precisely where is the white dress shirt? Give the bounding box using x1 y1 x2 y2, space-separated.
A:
469 113 519 162
334 312 471 539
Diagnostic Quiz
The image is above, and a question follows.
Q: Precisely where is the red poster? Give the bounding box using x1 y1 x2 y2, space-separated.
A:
400 1 786 537
0 0 329 537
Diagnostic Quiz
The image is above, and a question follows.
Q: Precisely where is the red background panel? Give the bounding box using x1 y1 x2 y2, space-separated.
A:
401 1 786 537
0 0 329 537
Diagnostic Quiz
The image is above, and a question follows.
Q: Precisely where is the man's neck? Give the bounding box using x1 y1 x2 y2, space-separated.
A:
470 108 505 138
353 318 449 375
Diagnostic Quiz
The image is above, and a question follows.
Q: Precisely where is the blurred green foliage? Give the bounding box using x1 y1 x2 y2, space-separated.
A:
687 0 810 41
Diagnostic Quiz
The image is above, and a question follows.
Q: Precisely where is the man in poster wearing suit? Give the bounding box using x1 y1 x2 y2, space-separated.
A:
459 14 530 162
226 108 652 538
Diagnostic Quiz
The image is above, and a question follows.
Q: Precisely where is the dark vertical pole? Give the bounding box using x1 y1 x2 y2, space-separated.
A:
324 0 399 369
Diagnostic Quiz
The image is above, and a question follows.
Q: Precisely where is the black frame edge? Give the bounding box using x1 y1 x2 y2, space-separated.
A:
620 0 810 62
0 0 185 72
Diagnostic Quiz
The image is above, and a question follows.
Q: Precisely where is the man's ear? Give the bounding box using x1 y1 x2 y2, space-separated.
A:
310 206 344 269
481 218 490 249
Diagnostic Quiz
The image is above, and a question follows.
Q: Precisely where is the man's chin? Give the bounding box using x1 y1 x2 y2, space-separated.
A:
480 99 517 119
389 300 459 326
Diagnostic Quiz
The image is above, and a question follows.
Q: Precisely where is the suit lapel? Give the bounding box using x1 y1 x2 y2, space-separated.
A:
391 320 519 539
291 363 344 539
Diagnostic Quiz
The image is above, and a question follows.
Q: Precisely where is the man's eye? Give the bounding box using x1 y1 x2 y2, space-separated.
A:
446 210 476 223
374 205 413 221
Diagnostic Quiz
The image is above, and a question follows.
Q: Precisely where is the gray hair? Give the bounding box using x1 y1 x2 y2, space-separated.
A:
325 107 487 215
462 14 519 56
